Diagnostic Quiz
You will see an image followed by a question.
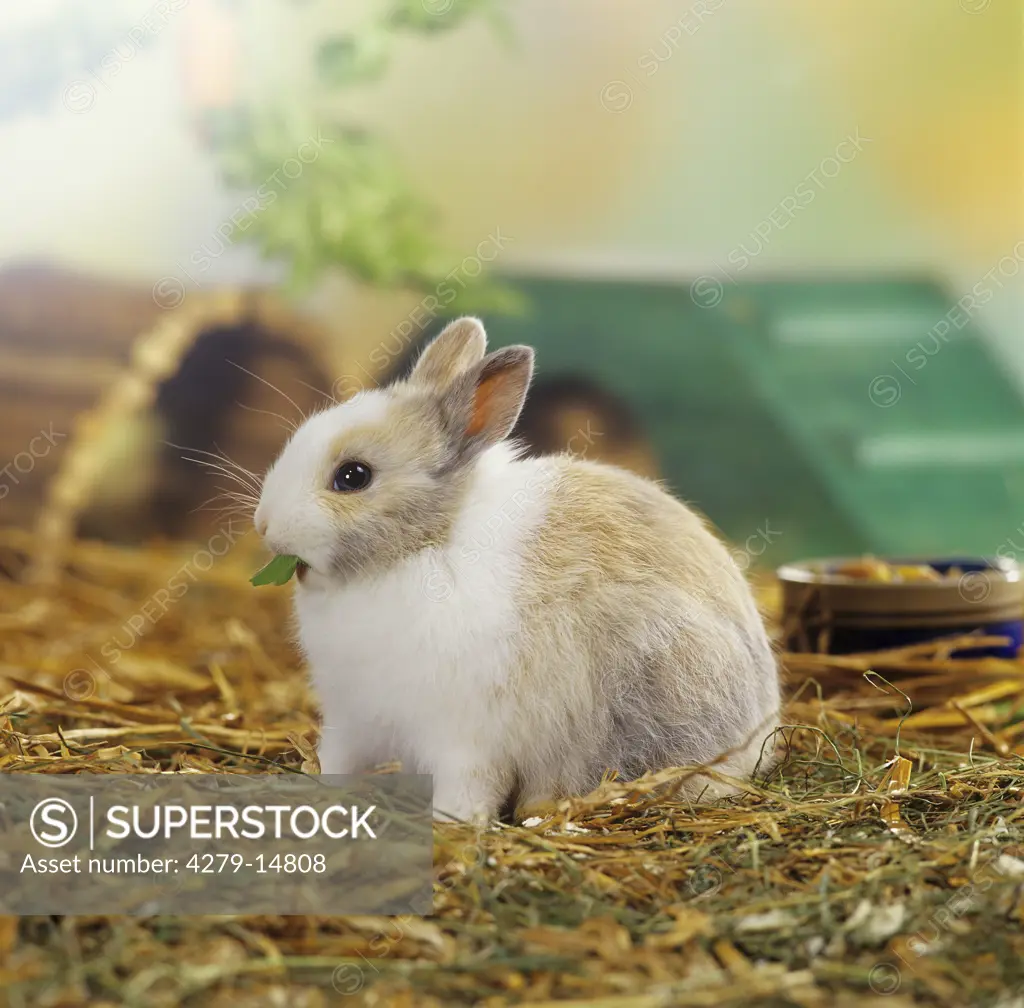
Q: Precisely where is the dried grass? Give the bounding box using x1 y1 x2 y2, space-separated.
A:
1 528 1023 1007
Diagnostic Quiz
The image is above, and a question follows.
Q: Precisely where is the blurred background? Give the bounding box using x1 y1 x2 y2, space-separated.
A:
0 0 1021 571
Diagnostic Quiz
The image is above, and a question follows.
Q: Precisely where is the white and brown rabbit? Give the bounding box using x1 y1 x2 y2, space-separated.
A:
254 318 780 822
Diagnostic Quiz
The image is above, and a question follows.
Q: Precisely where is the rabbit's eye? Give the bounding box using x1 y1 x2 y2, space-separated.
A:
332 461 373 492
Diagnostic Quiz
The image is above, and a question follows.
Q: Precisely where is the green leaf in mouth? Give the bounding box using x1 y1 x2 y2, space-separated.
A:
250 554 303 587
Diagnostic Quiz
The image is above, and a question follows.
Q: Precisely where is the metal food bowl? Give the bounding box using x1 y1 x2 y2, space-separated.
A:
777 556 1024 658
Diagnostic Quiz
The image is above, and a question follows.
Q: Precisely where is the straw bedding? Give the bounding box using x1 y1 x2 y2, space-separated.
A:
1 527 1022 1007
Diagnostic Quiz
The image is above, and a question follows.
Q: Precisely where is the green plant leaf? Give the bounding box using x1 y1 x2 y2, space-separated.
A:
316 33 388 87
387 0 495 34
250 554 302 587
202 1 515 313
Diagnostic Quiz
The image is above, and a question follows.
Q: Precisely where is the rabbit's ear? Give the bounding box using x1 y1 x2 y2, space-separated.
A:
443 346 534 456
408 317 487 390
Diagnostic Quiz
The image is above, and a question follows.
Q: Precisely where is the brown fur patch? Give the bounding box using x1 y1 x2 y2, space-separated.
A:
526 460 753 621
507 458 779 804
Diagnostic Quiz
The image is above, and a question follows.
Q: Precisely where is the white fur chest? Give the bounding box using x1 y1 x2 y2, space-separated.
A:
293 446 556 773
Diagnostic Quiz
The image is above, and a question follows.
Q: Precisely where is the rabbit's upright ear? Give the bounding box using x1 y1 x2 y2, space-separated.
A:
408 317 487 390
443 346 534 456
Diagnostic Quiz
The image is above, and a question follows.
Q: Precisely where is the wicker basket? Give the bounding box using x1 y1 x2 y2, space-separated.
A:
0 266 344 582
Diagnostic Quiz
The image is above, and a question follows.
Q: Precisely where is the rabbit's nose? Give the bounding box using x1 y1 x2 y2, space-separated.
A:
255 517 268 537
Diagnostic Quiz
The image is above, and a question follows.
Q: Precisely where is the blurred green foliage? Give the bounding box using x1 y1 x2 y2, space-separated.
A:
1 1 518 312
207 0 521 312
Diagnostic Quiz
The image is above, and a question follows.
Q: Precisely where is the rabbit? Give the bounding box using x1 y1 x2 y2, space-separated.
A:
254 317 780 823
